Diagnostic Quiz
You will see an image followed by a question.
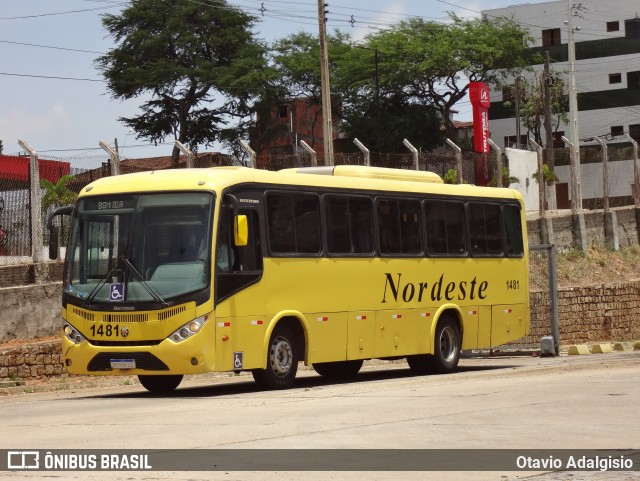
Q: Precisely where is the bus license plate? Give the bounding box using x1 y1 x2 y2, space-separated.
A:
110 359 136 369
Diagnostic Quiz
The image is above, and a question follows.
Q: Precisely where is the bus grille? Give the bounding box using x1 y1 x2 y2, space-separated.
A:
103 313 149 323
71 305 187 323
87 352 169 372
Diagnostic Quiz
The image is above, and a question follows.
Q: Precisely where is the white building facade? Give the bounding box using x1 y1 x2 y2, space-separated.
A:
483 0 640 150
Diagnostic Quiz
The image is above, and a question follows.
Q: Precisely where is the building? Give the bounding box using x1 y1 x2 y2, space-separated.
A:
483 0 640 149
252 97 339 167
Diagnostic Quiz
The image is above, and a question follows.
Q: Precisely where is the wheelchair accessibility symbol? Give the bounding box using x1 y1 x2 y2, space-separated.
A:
233 352 243 370
109 283 125 302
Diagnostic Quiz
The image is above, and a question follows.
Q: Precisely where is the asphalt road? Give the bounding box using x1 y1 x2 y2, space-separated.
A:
1 351 639 481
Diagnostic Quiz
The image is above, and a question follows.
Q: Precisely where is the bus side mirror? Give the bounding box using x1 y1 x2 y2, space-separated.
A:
234 215 248 247
47 205 74 261
49 225 59 260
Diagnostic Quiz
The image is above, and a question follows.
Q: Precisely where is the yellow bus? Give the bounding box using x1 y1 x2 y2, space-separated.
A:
48 165 529 392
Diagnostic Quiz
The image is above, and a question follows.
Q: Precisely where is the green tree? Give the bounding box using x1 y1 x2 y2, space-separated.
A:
533 163 560 185
362 15 533 139
488 167 519 187
504 71 568 146
269 31 445 152
96 0 268 166
338 94 444 152
443 169 459 184
40 175 77 211
265 31 352 152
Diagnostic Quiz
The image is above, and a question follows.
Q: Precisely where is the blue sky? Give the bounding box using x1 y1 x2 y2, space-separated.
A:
0 0 542 161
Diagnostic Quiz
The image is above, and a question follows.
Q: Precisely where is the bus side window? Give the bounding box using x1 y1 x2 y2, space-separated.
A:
425 200 466 256
325 196 351 253
218 208 262 272
425 201 447 254
503 204 524 257
469 203 504 256
445 202 466 255
325 195 373 255
267 192 320 255
377 199 401 254
350 197 373 254
377 198 421 255
216 205 263 303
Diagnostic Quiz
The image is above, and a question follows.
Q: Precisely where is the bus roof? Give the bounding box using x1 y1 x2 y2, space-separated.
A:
78 165 522 202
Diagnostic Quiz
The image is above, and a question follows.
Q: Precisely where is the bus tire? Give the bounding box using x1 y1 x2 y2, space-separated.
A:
252 324 299 389
138 374 183 393
430 316 461 374
313 360 363 378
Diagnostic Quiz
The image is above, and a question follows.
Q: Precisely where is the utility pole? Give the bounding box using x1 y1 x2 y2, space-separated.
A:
566 0 582 209
317 0 334 165
543 51 556 209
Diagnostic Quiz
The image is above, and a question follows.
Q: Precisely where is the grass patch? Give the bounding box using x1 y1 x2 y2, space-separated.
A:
554 244 640 287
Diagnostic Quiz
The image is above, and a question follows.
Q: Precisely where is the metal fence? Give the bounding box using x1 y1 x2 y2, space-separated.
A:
0 149 478 265
527 244 559 353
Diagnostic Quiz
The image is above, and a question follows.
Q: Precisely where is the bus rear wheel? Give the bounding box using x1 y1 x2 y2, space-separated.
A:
313 360 363 378
252 324 299 389
407 316 460 375
138 374 183 393
431 316 461 373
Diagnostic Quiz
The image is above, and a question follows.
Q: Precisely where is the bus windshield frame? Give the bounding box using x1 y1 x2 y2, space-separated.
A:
64 191 214 308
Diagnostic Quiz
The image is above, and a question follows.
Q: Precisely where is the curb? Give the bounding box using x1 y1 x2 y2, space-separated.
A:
591 343 613 354
567 341 640 355
567 344 590 355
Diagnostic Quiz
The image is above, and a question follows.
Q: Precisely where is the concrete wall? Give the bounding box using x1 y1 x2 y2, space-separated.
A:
0 283 62 340
526 205 640 249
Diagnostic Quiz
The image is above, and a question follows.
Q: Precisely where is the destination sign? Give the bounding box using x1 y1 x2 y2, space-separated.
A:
82 198 135 212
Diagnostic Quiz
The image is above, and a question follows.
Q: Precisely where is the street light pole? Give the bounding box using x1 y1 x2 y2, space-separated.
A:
566 0 582 209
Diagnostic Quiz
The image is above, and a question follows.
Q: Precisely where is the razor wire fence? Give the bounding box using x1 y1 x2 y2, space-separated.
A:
0 150 478 265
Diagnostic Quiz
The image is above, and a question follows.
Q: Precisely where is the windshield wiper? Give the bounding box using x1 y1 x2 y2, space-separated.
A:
82 257 167 307
120 256 168 307
84 264 124 307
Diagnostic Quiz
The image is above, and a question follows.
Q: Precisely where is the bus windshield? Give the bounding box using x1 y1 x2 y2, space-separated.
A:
64 192 214 305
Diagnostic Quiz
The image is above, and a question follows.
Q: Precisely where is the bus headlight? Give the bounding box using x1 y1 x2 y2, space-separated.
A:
63 323 85 344
170 315 208 343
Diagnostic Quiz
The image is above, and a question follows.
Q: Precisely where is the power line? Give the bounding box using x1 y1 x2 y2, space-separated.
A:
0 72 104 82
0 39 104 55
0 4 124 21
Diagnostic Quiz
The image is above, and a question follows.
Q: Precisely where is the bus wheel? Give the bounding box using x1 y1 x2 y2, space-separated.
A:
431 316 461 374
138 374 183 393
313 360 363 378
252 324 299 389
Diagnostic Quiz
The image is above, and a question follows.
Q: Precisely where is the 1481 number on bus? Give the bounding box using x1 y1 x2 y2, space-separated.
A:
506 280 520 290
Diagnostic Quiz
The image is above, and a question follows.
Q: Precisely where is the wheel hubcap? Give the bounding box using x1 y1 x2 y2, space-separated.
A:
270 336 293 377
439 326 458 363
